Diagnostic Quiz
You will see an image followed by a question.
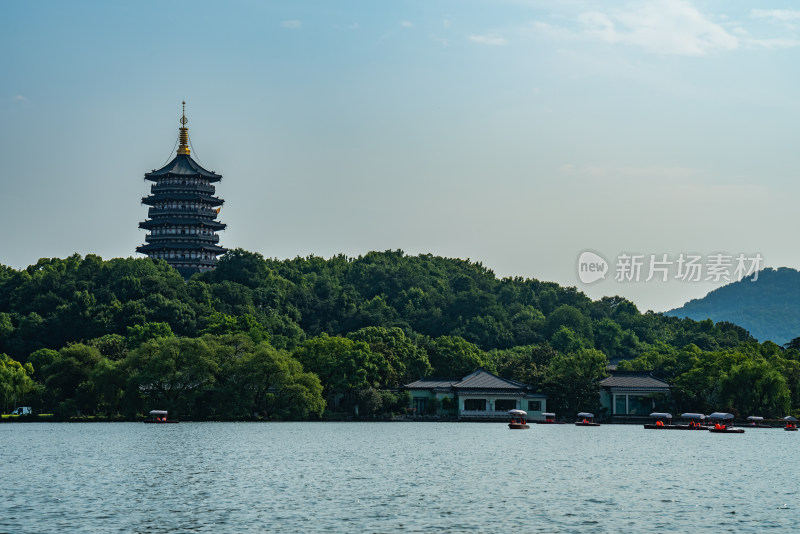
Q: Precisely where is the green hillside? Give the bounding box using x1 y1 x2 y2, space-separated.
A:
3 250 800 421
666 267 800 345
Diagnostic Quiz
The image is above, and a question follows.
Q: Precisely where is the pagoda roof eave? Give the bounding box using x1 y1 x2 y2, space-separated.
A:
145 154 222 182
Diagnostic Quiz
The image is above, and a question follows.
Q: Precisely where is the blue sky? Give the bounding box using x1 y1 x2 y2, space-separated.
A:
2 0 800 312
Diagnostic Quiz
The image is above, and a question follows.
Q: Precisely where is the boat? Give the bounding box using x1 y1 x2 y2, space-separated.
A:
508 409 530 429
143 410 179 424
643 412 675 429
707 412 744 433
536 412 565 424
784 416 798 431
746 416 772 428
575 412 600 426
674 413 707 430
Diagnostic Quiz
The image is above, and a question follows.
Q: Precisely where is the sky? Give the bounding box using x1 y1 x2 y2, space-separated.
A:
2 0 800 313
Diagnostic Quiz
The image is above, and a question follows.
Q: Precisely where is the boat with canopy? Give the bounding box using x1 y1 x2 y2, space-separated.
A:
746 416 772 428
575 412 600 426
784 416 798 431
536 412 565 424
674 413 707 430
508 409 530 429
708 412 743 433
143 410 179 424
643 412 675 429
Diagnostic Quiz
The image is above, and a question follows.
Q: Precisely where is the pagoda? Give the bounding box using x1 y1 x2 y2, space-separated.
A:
137 103 227 278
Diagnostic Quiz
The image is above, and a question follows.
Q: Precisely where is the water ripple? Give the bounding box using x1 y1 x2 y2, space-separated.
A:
1 422 799 532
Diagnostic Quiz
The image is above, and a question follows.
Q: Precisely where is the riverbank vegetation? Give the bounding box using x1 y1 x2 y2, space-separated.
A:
1 250 797 420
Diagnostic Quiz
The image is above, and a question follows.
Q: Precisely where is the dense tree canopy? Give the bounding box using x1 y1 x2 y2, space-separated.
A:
1 250 796 420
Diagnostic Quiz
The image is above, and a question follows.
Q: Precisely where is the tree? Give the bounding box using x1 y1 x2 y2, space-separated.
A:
124 337 219 417
785 337 800 351
125 322 174 350
550 326 586 354
214 337 324 419
0 354 36 414
718 359 790 418
201 312 269 344
545 305 593 341
292 334 387 396
346 326 431 386
424 335 493 377
0 313 13 353
594 318 624 356
543 348 608 417
87 334 128 361
671 348 749 413
491 343 556 387
39 344 104 417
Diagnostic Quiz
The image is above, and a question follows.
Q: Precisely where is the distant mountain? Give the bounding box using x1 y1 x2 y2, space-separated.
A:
665 267 800 345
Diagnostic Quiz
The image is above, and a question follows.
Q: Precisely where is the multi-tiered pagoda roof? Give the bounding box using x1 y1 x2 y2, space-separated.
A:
137 103 227 278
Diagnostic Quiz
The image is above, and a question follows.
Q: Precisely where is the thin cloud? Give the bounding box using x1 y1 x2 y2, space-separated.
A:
469 34 509 46
400 21 413 28
14 95 27 101
744 37 800 50
533 0 741 56
578 0 738 56
750 9 800 22
281 20 302 29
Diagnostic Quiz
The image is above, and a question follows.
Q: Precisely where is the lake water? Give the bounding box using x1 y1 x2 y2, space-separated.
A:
1 422 797 533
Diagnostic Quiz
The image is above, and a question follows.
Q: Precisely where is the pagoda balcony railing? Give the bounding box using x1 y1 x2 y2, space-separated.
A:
147 207 220 218
154 257 221 266
145 234 220 244
150 183 215 194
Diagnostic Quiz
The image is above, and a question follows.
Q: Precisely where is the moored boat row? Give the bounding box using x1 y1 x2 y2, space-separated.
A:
507 409 799 432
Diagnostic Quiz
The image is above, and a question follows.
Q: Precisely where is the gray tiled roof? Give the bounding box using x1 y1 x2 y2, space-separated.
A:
404 378 459 389
454 369 530 390
146 154 222 181
599 372 670 390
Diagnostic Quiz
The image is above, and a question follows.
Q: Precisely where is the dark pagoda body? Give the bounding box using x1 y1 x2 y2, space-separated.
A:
137 104 227 278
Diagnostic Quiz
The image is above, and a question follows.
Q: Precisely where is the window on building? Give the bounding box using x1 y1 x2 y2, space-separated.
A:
615 395 626 415
528 400 542 412
495 399 516 412
413 397 428 415
464 398 486 411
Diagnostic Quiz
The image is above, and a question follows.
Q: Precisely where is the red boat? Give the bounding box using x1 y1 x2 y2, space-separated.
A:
575 412 600 426
707 412 743 433
508 409 530 429
644 412 675 429
674 413 708 430
536 412 565 424
784 416 798 431
143 410 179 424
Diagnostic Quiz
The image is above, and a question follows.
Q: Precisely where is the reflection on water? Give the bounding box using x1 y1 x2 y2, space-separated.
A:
2 422 797 532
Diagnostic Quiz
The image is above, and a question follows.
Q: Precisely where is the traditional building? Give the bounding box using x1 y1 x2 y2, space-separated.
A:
404 368 547 420
137 103 227 278
599 371 672 421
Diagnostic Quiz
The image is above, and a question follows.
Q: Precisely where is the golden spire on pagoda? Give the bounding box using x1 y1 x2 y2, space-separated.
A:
177 101 190 155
